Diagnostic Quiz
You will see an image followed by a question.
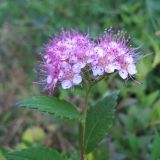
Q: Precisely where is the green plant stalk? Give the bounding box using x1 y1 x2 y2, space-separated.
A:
80 83 91 160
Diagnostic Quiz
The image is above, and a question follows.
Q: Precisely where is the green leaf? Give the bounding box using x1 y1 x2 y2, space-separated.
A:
151 136 160 160
84 91 119 154
6 147 64 160
69 153 79 160
0 147 9 160
87 142 109 160
17 96 81 120
0 151 6 160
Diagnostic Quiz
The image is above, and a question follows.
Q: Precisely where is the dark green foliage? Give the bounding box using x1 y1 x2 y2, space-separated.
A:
17 96 81 120
6 147 64 160
84 91 119 153
151 136 160 160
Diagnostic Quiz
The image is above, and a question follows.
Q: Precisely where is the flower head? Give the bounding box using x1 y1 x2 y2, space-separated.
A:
38 29 138 94
39 30 93 93
90 29 138 79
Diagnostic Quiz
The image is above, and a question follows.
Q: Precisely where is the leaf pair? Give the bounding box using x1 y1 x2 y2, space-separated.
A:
16 91 119 156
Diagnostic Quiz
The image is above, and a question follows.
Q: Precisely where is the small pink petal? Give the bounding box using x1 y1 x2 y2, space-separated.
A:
72 63 82 73
92 66 104 76
58 71 64 79
109 41 118 48
119 70 128 79
44 55 48 59
61 80 72 89
46 75 52 84
61 62 71 70
125 56 134 63
105 64 115 73
72 74 82 84
70 56 78 63
94 47 104 57
46 58 51 64
127 64 137 75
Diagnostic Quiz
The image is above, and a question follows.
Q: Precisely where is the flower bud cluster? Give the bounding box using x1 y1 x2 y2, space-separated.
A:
39 29 138 93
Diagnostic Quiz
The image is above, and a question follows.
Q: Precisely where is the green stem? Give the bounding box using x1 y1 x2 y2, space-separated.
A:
80 84 91 160
91 74 108 87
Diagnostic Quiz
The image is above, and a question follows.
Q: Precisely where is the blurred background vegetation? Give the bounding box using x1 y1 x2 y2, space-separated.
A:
0 0 160 160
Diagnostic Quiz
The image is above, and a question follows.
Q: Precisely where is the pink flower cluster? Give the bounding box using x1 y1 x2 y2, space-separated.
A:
39 29 138 93
91 30 137 79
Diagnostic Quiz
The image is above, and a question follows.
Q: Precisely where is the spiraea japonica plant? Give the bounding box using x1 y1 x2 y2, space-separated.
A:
7 29 138 160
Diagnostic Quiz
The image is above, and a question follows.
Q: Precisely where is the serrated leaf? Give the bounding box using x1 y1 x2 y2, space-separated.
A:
17 96 81 120
6 147 63 160
84 91 119 154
